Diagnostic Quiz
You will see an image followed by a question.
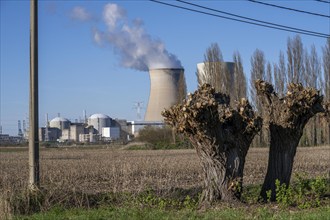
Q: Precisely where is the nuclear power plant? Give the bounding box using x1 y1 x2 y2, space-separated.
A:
38 114 127 143
145 68 184 121
2 67 187 144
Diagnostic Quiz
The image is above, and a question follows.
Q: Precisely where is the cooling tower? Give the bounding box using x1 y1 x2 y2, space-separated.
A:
197 62 235 86
145 68 184 121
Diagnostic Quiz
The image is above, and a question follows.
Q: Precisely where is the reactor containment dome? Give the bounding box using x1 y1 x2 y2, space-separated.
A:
49 117 71 130
88 113 112 135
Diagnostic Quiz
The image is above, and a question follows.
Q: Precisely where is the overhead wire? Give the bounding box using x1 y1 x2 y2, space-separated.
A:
247 0 330 18
315 0 330 4
176 0 329 37
149 0 329 39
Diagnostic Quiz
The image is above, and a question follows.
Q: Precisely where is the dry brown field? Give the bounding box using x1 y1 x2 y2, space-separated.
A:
0 146 329 195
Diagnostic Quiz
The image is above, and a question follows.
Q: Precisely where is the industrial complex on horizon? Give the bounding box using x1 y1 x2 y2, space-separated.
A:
1 63 235 145
0 68 187 144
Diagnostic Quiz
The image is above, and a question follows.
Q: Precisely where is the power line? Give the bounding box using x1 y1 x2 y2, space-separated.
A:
248 0 330 18
149 0 329 39
133 101 144 121
315 0 330 4
176 0 329 37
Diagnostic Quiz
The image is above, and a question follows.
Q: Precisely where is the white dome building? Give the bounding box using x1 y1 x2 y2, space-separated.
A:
49 117 71 130
88 114 112 135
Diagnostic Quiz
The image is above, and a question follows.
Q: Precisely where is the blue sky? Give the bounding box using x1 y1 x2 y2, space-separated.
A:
1 0 329 135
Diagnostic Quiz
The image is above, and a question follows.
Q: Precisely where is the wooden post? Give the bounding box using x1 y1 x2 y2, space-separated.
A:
29 0 39 189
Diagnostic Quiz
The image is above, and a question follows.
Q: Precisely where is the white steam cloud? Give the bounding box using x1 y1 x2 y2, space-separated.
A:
70 6 93 21
94 3 182 71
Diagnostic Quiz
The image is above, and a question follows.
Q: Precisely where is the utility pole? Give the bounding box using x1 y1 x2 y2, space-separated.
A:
29 0 39 189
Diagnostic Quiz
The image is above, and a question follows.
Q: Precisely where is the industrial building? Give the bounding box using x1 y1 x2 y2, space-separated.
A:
39 114 125 143
0 134 23 144
127 121 164 135
145 68 185 122
8 67 186 144
4 113 165 144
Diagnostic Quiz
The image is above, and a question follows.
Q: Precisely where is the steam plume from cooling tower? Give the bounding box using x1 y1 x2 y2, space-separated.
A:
94 3 182 71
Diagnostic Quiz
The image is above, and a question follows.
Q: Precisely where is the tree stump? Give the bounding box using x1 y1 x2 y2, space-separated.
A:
255 80 325 201
162 84 262 204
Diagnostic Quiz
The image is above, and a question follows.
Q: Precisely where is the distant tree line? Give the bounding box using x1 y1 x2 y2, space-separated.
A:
197 36 330 147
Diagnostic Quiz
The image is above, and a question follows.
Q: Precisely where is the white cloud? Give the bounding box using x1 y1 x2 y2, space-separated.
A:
70 6 92 21
93 30 103 46
94 3 181 71
103 3 126 29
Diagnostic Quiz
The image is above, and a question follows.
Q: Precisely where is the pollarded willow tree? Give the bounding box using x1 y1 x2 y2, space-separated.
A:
162 84 262 204
255 80 325 201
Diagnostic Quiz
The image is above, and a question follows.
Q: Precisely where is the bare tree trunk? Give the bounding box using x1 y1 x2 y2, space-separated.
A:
260 125 302 201
255 80 325 201
192 131 253 202
162 84 262 204
171 128 176 144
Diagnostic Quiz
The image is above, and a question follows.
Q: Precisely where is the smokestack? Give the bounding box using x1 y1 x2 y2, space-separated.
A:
18 120 23 137
145 68 184 121
83 110 87 123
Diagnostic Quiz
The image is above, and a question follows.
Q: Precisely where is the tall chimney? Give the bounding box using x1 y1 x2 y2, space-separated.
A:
145 68 184 121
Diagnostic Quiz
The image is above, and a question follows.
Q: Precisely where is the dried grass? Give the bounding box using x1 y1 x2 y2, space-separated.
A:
0 146 329 216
